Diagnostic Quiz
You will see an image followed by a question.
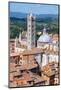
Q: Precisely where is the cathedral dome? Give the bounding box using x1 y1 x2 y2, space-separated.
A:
38 28 52 43
38 34 52 43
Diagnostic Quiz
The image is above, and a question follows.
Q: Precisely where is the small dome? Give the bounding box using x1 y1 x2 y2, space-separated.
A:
38 34 52 43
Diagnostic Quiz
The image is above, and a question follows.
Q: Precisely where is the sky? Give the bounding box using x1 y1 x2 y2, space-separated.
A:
9 2 59 15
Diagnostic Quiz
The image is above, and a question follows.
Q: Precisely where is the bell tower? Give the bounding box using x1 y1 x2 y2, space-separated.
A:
27 13 36 50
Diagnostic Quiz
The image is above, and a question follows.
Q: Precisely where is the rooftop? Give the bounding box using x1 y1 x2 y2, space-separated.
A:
22 48 44 55
10 52 20 57
42 61 59 77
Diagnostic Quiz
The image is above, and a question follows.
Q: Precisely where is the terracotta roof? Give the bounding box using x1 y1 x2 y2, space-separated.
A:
16 62 38 70
13 71 21 77
20 47 58 56
10 63 17 72
13 72 34 86
10 73 14 81
10 52 20 57
22 48 44 55
42 62 59 77
34 75 48 84
9 82 17 87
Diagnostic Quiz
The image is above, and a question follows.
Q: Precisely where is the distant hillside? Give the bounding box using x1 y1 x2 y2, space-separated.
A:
10 12 58 20
10 12 58 24
10 12 27 19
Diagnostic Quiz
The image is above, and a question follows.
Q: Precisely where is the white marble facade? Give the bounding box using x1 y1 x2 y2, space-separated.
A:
35 54 58 67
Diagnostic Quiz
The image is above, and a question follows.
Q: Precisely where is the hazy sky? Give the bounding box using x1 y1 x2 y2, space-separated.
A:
9 2 58 15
